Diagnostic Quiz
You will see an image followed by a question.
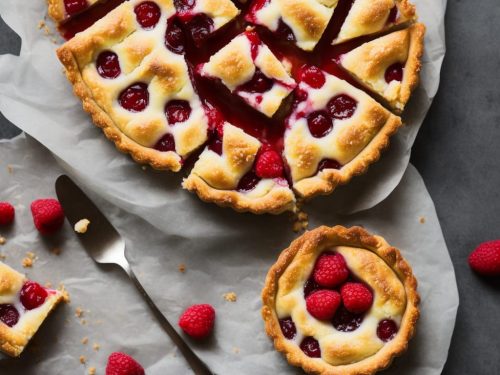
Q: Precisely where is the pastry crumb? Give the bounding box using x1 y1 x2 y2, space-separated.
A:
178 263 186 273
233 347 240 354
74 219 91 234
292 203 309 232
7 165 13 174
75 307 84 318
22 252 37 268
0 236 6 245
58 283 71 303
79 355 86 364
88 367 96 375
419 216 426 224
223 292 237 302
0 253 6 261
80 319 87 325
81 337 89 345
51 247 62 255
92 343 100 351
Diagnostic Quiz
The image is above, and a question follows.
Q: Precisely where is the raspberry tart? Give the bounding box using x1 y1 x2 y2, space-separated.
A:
0 261 65 357
54 0 426 214
262 226 419 374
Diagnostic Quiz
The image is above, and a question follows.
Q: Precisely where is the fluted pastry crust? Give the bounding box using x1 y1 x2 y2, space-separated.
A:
340 23 425 112
262 225 420 375
0 262 64 357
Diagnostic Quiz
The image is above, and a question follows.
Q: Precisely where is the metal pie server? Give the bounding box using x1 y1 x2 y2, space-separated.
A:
55 175 213 375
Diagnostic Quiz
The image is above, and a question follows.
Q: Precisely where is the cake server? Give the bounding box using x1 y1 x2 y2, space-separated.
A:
55 175 213 375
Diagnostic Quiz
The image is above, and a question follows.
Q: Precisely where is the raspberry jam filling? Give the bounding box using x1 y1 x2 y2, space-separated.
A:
236 70 274 94
134 1 161 29
165 100 192 124
154 133 176 152
165 18 186 54
20 281 48 310
300 337 321 358
237 171 261 192
0 304 20 327
327 94 357 120
377 319 398 342
279 317 297 340
186 14 214 46
317 159 342 172
332 305 364 332
385 63 404 83
96 51 121 79
119 83 149 112
64 0 89 16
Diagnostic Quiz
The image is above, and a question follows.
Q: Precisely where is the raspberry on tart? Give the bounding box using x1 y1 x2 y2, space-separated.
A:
172 0 240 46
198 30 297 118
333 0 417 45
262 226 420 375
183 123 295 214
246 0 339 51
284 67 402 198
340 24 426 113
0 262 65 357
57 0 210 172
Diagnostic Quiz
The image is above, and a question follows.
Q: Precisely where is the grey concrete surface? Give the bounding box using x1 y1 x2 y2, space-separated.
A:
1 1 500 372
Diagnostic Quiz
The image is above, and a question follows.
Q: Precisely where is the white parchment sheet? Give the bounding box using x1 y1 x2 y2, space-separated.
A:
0 135 458 374
0 0 447 233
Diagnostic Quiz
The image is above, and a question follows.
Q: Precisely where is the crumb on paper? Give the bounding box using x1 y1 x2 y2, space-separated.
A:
0 253 6 261
178 263 186 273
51 247 62 255
75 307 84 318
79 355 86 364
58 283 71 303
0 236 6 245
223 292 237 302
80 319 87 325
92 343 100 351
233 347 240 354
74 219 91 234
88 367 96 375
7 165 13 174
419 216 426 224
292 211 309 233
81 337 89 345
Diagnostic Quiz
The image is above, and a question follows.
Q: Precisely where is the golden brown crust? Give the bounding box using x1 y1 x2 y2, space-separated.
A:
262 226 420 375
47 0 66 24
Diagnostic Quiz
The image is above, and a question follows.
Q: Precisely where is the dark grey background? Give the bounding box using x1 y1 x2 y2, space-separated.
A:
1 0 499 372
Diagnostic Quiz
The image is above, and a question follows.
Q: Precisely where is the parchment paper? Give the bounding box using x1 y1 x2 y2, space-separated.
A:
0 0 447 233
0 135 458 374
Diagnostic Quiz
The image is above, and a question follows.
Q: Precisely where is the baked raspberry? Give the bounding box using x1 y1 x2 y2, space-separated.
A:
279 317 296 340
119 83 149 112
468 240 500 276
0 202 15 226
106 352 145 375
332 305 363 332
0 304 19 327
307 111 332 138
237 69 273 94
306 290 341 321
312 253 349 288
154 133 176 152
377 319 398 342
385 63 404 83
134 1 161 29
165 100 191 124
300 337 321 358
96 51 121 79
340 282 373 313
187 14 214 46
178 304 215 339
317 159 342 172
31 199 65 236
64 0 88 16
20 281 48 310
174 0 195 12
255 149 284 179
165 18 185 54
207 130 223 155
298 65 325 89
327 94 357 120
237 171 261 192
276 19 296 42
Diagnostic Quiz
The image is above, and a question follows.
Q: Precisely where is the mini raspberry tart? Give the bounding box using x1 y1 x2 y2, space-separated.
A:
262 226 419 374
0 261 65 357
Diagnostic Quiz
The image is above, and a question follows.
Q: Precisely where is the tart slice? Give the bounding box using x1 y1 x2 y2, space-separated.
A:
47 0 103 25
183 123 295 214
57 0 209 172
172 0 240 46
333 0 416 45
246 0 339 51
284 66 402 198
340 24 425 113
262 226 419 375
197 29 297 117
0 262 65 357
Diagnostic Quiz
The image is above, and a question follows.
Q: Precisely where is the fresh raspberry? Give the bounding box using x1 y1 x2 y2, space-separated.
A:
312 253 349 288
255 149 284 179
468 240 500 276
178 304 215 339
0 202 15 226
106 352 145 375
30 199 65 235
340 282 373 313
20 281 48 310
306 290 341 320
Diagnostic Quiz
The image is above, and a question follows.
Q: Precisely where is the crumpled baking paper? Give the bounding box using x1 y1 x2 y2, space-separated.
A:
0 135 458 374
0 0 446 233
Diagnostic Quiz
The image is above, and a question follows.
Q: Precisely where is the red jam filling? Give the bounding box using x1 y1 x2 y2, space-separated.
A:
154 133 176 152
96 51 121 79
317 159 342 172
236 69 274 94
303 278 321 298
387 6 398 24
332 305 364 332
0 304 20 327
307 110 333 138
385 62 404 83
165 18 186 54
327 94 357 120
276 19 296 42
134 1 161 29
377 319 398 342
64 0 89 16
119 83 149 112
279 317 297 340
186 14 214 46
20 281 48 310
300 337 321 358
165 100 192 124
237 171 261 192
207 132 223 155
